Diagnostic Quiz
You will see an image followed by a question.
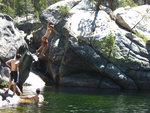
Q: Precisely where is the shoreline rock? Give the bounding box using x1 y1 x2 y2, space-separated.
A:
1 0 150 90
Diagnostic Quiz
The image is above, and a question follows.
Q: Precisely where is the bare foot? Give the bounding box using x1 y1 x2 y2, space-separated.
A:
42 54 45 56
36 50 39 55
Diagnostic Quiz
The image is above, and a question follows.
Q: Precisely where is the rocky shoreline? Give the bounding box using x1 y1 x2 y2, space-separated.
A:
0 0 150 97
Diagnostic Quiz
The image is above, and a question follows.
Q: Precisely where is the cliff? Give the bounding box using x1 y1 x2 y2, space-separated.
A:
33 0 150 89
1 0 150 90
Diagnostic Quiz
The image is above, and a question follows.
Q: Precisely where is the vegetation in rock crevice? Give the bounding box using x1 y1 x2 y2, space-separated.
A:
0 81 8 88
134 31 149 42
93 32 118 59
103 32 116 57
58 4 70 17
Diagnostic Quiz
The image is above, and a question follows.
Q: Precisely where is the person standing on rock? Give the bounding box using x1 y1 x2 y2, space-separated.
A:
36 22 54 56
5 53 21 95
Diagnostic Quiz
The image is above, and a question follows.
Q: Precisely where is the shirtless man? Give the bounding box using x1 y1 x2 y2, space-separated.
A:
36 22 54 56
5 54 21 95
20 88 44 103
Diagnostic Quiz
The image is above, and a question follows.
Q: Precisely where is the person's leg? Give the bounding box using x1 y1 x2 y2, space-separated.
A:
13 83 16 95
36 45 43 54
13 71 19 95
36 36 46 54
7 79 12 91
41 44 48 56
7 72 13 92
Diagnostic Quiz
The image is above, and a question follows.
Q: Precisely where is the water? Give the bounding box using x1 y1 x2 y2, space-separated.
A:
1 87 150 113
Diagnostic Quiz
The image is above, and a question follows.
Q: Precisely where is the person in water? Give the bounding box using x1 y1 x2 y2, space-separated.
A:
36 22 54 56
5 53 21 95
20 88 44 103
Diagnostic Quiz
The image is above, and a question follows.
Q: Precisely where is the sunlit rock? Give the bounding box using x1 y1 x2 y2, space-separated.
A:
115 5 150 38
0 13 27 61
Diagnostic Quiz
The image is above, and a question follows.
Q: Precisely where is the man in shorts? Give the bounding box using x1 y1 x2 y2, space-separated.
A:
36 22 54 56
5 54 21 95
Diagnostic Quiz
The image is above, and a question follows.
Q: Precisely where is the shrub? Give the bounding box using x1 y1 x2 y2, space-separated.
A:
58 4 70 17
93 32 117 58
0 4 15 18
0 81 8 87
103 32 116 57
117 0 137 8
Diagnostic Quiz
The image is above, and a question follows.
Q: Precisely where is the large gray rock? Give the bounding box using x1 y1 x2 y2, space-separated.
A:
128 70 150 89
35 0 150 89
0 89 20 106
0 66 10 82
114 5 150 38
39 0 81 23
61 73 100 87
0 13 27 61
0 14 31 92
18 51 33 92
104 64 137 89
33 0 81 47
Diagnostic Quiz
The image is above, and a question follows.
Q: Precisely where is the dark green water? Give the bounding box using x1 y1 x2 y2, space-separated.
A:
1 87 150 113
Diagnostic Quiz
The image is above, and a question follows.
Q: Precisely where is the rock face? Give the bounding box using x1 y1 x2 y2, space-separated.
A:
0 14 28 89
0 13 27 61
114 5 150 38
17 21 41 35
0 89 20 107
17 51 33 92
1 0 150 90
32 0 150 90
0 14 37 92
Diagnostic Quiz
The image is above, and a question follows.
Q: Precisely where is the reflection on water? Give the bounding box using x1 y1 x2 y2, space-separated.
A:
1 87 150 113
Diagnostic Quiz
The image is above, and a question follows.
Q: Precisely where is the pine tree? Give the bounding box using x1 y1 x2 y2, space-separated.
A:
15 0 25 16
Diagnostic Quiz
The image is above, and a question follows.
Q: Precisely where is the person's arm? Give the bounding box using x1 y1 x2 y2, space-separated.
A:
20 95 36 99
47 22 50 29
5 59 12 68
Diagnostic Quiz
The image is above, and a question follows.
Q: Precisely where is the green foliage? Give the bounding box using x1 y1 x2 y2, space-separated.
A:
15 0 25 16
0 81 8 87
48 0 60 5
90 0 96 2
0 2 15 18
93 32 118 58
31 0 44 13
90 0 138 10
90 0 105 3
7 6 16 18
120 56 133 63
30 29 38 34
134 31 149 42
31 0 60 19
0 0 61 19
103 32 116 57
58 4 70 17
17 22 24 25
117 0 137 8
26 0 34 13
